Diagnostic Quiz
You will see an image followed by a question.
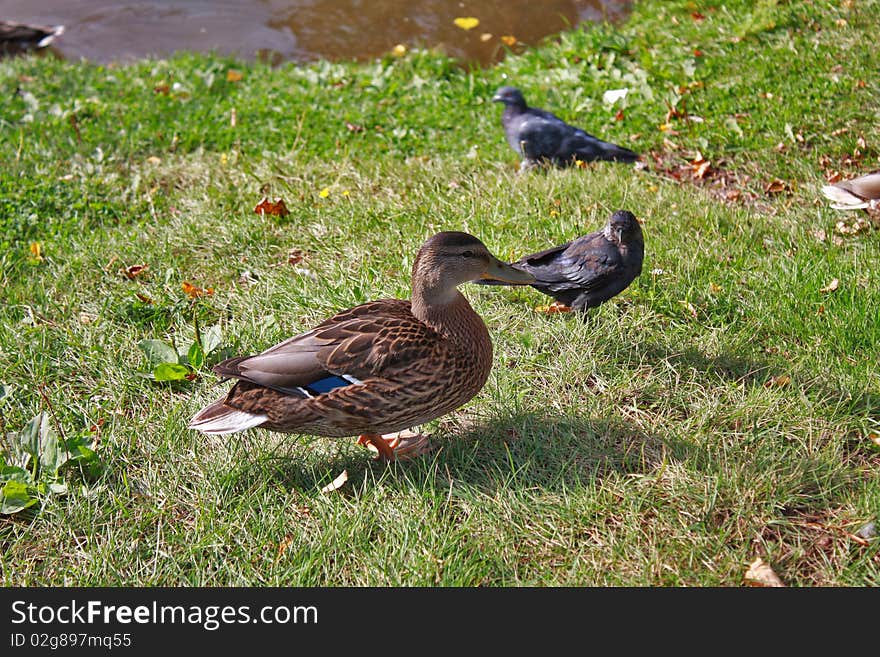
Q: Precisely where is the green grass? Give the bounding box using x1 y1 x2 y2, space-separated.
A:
1 0 878 586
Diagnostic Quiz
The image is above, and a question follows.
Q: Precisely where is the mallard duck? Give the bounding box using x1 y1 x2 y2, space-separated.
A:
491 86 639 172
189 231 534 461
0 21 64 53
477 210 643 313
821 171 880 210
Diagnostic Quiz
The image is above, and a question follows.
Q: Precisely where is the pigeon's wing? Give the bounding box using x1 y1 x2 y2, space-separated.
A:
516 115 567 160
519 234 623 294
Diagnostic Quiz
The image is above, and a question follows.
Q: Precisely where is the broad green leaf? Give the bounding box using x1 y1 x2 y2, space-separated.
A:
0 465 34 485
188 341 205 369
38 416 68 475
200 324 223 355
138 339 178 365
0 480 38 514
153 362 191 381
15 412 49 465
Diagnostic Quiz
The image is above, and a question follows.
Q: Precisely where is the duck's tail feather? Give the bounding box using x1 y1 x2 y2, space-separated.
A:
821 185 869 209
188 398 268 435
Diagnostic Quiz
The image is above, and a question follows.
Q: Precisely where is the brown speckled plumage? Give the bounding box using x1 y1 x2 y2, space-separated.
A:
189 232 532 449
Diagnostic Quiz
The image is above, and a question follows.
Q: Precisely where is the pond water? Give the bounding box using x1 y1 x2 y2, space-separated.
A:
4 0 630 66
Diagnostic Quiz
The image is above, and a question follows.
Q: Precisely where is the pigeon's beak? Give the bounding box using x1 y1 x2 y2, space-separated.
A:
492 93 504 103
478 257 535 285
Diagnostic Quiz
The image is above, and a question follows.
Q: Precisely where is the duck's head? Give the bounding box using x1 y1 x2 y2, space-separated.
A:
413 231 534 305
492 86 527 110
604 210 643 245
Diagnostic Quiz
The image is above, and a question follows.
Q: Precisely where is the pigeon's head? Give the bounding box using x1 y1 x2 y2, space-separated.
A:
492 86 527 109
604 210 642 245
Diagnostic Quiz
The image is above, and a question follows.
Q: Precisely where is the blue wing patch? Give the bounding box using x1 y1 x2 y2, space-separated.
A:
297 374 364 398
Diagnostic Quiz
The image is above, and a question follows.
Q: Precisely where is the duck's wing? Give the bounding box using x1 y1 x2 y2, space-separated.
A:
212 299 438 394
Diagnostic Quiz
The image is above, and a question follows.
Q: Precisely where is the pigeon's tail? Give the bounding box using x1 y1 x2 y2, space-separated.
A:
587 141 640 164
188 398 268 435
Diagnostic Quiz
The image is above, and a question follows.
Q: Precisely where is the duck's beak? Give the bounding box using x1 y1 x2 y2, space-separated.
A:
479 257 535 285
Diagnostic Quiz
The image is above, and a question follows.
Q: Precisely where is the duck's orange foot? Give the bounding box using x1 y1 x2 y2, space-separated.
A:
357 430 432 462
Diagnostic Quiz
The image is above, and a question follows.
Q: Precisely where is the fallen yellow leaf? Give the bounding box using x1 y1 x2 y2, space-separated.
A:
29 242 43 261
226 69 243 82
745 557 785 587
182 281 214 299
391 43 407 57
500 35 517 47
453 17 480 30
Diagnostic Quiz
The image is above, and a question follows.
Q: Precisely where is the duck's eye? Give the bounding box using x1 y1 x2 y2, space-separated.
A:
461 250 475 258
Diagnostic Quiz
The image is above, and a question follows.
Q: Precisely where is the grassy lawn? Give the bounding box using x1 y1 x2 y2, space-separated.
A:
1 0 878 586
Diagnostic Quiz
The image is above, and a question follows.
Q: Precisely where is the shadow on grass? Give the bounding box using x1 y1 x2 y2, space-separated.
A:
218 410 700 494
617 338 878 420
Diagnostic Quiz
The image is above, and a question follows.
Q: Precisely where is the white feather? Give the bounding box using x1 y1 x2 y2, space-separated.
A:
188 408 268 435
821 185 868 209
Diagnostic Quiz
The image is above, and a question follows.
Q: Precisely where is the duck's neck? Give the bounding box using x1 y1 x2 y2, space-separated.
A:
411 284 489 344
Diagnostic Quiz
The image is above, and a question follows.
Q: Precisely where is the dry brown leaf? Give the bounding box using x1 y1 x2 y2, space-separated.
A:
320 470 349 493
226 69 243 82
135 293 154 304
764 179 788 194
692 157 711 179
764 374 791 389
124 264 149 280
287 249 305 266
275 535 293 563
345 121 364 133
867 432 880 449
500 35 517 46
819 278 839 294
535 301 572 314
809 229 826 243
745 557 785 587
254 197 290 217
182 281 214 298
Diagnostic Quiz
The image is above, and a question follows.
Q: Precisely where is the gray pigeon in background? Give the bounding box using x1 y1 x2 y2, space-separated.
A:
480 210 644 313
492 86 639 172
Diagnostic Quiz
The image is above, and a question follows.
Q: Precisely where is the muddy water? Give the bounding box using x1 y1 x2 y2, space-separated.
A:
4 0 630 66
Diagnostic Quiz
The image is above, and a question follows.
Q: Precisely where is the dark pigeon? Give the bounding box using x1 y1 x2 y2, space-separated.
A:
481 210 644 313
492 86 639 172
